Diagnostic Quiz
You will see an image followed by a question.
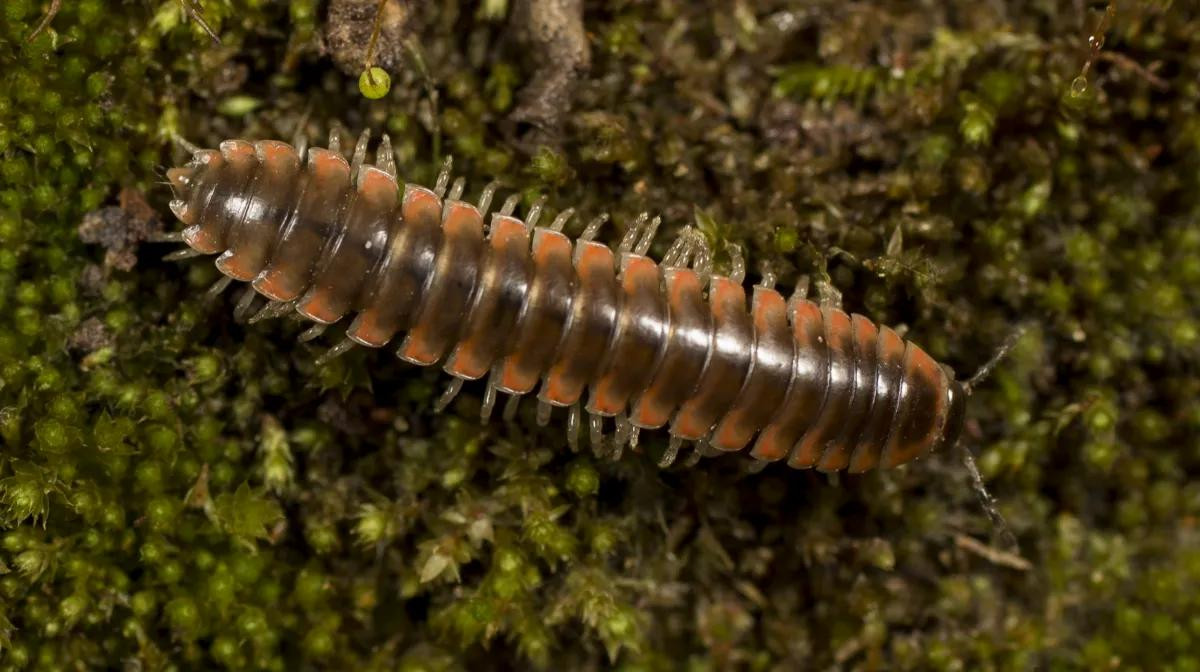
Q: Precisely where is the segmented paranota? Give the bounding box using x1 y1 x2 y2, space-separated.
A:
163 131 968 472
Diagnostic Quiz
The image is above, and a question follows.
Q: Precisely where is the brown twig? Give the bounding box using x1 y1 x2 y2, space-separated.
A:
180 0 222 44
25 0 61 43
954 533 1033 571
1098 51 1169 90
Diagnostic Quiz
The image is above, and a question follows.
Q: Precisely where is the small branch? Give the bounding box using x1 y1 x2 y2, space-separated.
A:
954 533 1033 571
1098 51 1169 90
25 0 61 43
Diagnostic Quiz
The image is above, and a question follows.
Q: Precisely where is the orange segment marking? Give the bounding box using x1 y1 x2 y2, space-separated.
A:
709 287 789 452
498 229 573 394
670 277 749 440
631 269 709 429
445 216 531 380
540 241 615 407
588 255 661 416
399 201 484 365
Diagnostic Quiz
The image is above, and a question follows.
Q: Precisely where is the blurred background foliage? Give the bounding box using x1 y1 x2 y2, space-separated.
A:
0 0 1198 669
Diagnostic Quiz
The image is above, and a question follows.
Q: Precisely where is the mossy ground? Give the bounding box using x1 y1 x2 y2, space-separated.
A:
1 0 1199 669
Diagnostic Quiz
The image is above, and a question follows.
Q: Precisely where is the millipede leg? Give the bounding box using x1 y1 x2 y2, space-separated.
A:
376 134 397 176
477 181 500 216
164 248 205 262
746 459 769 474
549 208 575 233
316 339 357 366
661 226 695 268
233 286 259 322
682 443 703 467
535 399 552 426
481 374 498 421
249 300 295 324
149 231 186 243
503 394 521 422
579 214 609 242
726 242 746 284
658 436 683 468
610 415 633 460
499 194 521 217
447 177 466 202
328 127 343 156
588 413 605 455
433 156 454 198
691 233 713 287
633 216 662 256
758 261 777 290
567 403 581 452
351 128 371 176
618 213 648 255
172 134 201 155
434 378 464 412
786 276 811 315
299 323 328 342
290 107 312 158
813 266 842 309
205 276 233 301
525 196 548 228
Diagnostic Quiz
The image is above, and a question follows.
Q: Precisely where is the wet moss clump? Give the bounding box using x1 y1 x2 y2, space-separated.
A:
1 0 1199 669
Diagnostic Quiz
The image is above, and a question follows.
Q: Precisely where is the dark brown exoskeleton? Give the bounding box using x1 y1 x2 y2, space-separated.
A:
163 131 971 473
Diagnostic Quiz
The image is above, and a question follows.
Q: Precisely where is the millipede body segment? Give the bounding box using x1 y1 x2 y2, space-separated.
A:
165 135 966 472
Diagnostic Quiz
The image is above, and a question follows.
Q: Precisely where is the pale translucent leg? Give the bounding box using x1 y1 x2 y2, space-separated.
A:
525 196 548 228
477 181 500 216
536 399 552 426
377 134 397 177
499 194 521 217
298 323 327 342
661 226 695 268
588 413 604 456
579 214 609 242
164 248 204 262
692 235 713 286
618 213 648 255
433 156 453 198
205 276 233 300
480 372 498 421
233 286 259 322
567 403 581 452
447 177 466 202
351 129 371 176
658 436 683 468
250 300 295 324
434 378 464 412
327 127 343 156
173 134 201 154
758 268 777 290
549 208 575 232
316 339 357 367
633 216 662 256
149 231 186 243
503 394 521 422
726 242 746 284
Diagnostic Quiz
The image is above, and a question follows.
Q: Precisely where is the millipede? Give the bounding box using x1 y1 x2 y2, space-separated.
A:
160 129 991 474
